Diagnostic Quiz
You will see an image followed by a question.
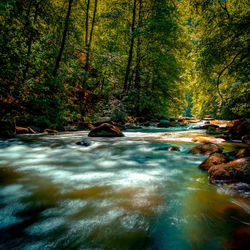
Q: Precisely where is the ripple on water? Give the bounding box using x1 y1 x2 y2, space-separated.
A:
0 129 249 250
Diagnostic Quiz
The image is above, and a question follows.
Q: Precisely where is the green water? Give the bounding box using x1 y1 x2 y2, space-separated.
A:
0 129 249 249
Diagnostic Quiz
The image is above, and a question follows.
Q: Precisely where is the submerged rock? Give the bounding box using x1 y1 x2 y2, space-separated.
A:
189 143 223 155
88 123 125 137
192 136 225 144
154 146 180 151
76 140 92 147
199 153 229 171
208 157 250 183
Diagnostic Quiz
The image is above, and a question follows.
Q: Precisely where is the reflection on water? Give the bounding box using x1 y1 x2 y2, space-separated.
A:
0 129 249 249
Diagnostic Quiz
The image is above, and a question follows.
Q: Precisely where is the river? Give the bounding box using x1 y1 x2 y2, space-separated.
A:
0 126 249 249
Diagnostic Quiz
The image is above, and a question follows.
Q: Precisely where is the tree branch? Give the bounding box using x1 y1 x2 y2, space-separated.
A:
216 52 241 102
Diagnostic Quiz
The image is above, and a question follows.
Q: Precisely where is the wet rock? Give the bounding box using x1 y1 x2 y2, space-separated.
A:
227 118 250 140
16 126 37 134
204 117 215 121
206 125 221 135
179 120 190 126
88 123 125 137
44 129 58 134
199 153 229 170
235 148 250 159
0 120 15 137
157 121 176 128
189 143 223 155
76 140 91 147
188 119 201 123
208 157 250 183
154 146 180 151
189 124 211 130
192 136 225 144
225 148 250 160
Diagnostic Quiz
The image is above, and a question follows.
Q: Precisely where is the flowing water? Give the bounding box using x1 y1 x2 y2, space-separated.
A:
0 127 249 249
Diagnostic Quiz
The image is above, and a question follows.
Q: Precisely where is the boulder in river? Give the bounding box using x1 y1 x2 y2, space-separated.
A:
208 157 250 183
88 123 125 137
189 143 223 155
192 136 225 144
227 118 250 140
199 153 229 171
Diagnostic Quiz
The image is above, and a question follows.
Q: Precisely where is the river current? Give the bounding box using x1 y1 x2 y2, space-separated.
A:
0 127 249 249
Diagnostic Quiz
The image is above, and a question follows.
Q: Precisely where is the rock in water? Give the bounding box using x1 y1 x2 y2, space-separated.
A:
227 118 250 139
76 140 91 147
235 148 250 159
199 152 229 170
208 157 250 183
189 142 223 155
154 146 180 151
88 123 125 137
44 129 58 134
192 136 225 143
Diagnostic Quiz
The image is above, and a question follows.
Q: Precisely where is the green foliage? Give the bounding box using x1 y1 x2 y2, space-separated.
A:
0 0 248 129
183 0 249 119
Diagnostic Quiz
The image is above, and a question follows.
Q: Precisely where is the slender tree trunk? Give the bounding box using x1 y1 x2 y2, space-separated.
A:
85 0 90 48
135 0 142 89
123 0 137 93
85 0 98 73
100 77 105 94
53 0 73 77
24 1 42 77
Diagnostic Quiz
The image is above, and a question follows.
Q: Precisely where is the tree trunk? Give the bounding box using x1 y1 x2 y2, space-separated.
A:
24 0 42 77
85 0 98 73
123 0 137 94
135 0 142 89
53 0 73 77
85 0 90 48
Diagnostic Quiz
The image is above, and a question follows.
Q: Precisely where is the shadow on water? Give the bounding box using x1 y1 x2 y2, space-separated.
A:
0 128 249 249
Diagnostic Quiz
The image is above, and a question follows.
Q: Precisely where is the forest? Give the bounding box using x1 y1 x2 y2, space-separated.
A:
1 1 250 249
0 0 249 130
